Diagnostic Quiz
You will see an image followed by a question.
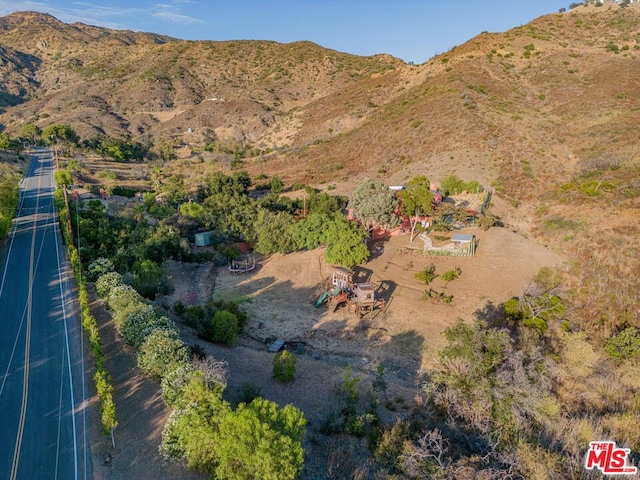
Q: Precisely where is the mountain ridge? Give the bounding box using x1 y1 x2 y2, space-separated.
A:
0 6 638 195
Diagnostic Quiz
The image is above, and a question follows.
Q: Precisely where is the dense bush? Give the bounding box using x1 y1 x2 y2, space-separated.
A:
137 330 189 380
107 284 146 327
160 363 198 407
415 264 437 284
87 257 115 281
120 305 178 348
95 271 125 297
440 174 482 195
130 259 174 299
179 300 248 345
206 310 239 345
273 350 296 382
605 327 640 364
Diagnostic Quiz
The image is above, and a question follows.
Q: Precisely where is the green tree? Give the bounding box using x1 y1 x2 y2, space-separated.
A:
160 374 230 470
0 164 21 238
440 174 466 196
150 165 163 191
270 176 284 194
502 268 566 333
349 179 400 233
415 264 437 285
143 225 183 263
0 132 11 150
202 173 257 240
273 350 296 382
131 259 173 299
180 200 205 220
321 214 370 267
440 174 481 195
291 213 369 267
212 398 306 480
42 124 78 146
254 209 296 254
54 169 73 187
398 176 434 242
291 212 330 251
161 174 188 206
305 187 343 215
19 123 41 144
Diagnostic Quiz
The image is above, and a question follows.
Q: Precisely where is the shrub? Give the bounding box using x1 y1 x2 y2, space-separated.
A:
183 305 206 327
107 283 143 309
138 330 189 380
207 310 239 345
523 316 548 333
270 176 284 193
87 257 115 281
131 259 174 299
237 382 262 404
415 264 437 285
160 363 197 407
120 305 179 348
173 300 186 315
440 267 461 287
210 300 248 330
0 215 10 239
107 284 145 328
273 350 296 382
212 399 306 480
95 271 124 297
605 327 640 364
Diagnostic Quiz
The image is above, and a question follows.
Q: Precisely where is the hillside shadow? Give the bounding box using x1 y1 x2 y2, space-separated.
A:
0 51 41 110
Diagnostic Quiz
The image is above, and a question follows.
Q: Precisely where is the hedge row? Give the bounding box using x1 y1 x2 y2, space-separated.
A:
95 269 190 384
56 189 117 435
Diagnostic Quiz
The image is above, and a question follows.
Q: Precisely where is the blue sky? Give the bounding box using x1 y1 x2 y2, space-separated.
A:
0 1 571 64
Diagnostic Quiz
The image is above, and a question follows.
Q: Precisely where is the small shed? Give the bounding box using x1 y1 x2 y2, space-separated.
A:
451 233 477 256
195 230 214 247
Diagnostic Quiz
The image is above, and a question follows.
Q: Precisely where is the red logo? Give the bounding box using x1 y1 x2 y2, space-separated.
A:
585 441 638 475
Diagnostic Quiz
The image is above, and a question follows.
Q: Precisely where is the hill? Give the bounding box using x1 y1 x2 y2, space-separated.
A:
2 6 640 478
0 6 639 194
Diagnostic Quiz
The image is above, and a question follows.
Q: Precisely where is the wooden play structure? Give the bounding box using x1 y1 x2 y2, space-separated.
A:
314 268 386 318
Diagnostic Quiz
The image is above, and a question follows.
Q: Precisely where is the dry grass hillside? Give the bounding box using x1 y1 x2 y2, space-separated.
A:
0 6 638 192
3 5 640 479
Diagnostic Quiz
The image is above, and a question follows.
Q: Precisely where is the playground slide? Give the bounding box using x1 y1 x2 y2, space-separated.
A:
314 292 329 308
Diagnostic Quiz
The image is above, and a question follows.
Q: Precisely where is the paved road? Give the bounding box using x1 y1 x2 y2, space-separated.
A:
0 148 92 479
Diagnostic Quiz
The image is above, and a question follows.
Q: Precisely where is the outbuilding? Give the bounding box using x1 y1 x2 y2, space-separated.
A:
451 233 477 256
